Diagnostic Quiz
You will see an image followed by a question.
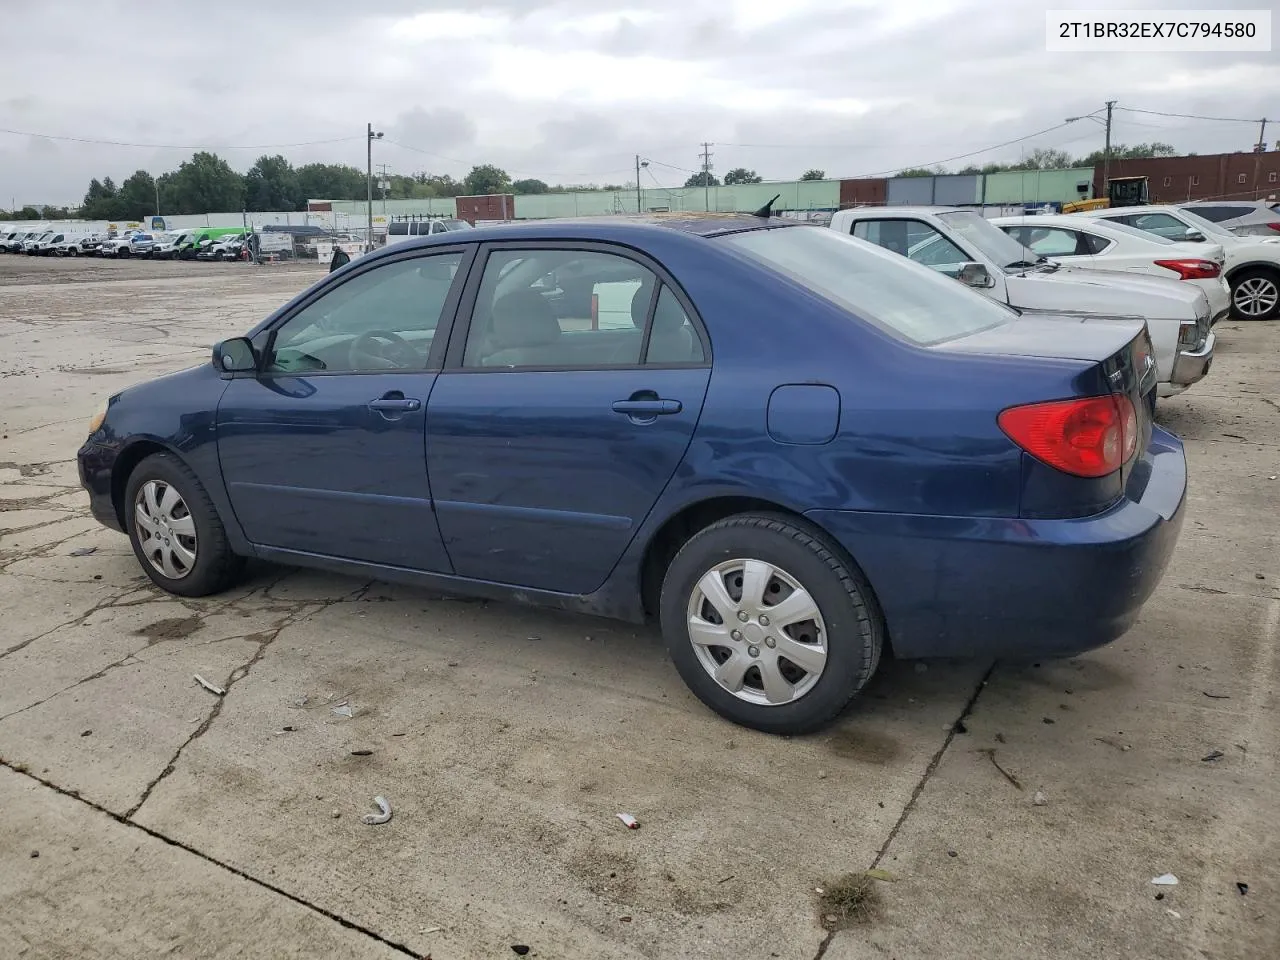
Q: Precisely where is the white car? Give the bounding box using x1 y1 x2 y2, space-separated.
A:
1077 205 1280 321
993 215 1231 325
830 206 1215 397
49 233 96 256
22 231 54 254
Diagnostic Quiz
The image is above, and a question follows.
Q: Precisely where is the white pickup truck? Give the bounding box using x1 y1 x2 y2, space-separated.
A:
828 207 1214 397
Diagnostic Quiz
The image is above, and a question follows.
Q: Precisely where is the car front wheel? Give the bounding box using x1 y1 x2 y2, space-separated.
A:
660 513 883 734
1231 268 1280 320
124 452 245 597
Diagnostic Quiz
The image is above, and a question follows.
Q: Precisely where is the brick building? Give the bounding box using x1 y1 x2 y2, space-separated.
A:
1095 151 1280 204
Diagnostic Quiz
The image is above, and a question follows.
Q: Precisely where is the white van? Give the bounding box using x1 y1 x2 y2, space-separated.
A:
384 216 473 247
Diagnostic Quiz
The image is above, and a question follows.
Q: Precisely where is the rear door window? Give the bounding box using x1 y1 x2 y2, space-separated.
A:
852 219 970 276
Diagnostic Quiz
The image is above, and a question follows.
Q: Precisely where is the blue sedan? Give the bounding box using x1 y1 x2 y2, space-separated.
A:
78 214 1187 734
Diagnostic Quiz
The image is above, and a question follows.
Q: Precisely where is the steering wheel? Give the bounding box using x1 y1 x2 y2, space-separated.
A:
348 330 419 370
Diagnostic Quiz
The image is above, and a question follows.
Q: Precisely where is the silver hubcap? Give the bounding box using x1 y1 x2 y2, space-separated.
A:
686 558 828 706
1233 277 1279 317
134 480 198 579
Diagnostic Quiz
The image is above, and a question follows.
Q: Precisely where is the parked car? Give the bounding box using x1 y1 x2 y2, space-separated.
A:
829 206 1214 397
78 216 1186 734
1080 205 1280 320
77 234 107 255
102 232 157 258
4 231 36 252
153 231 200 260
992 215 1231 324
23 231 54 254
384 216 474 247
48 233 95 256
1179 200 1280 238
196 235 246 261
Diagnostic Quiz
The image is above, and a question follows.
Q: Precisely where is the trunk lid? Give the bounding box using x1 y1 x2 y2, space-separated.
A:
1008 265 1208 320
937 315 1157 503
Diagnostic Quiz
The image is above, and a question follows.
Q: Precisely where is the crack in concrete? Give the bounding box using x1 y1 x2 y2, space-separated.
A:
0 585 138 661
123 611 309 819
809 661 998 960
125 579 373 819
0 759 425 959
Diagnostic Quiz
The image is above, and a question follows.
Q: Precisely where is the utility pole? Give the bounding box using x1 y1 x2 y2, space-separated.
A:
154 177 161 219
1252 118 1268 198
700 142 714 212
634 155 649 213
1102 100 1115 193
366 123 383 252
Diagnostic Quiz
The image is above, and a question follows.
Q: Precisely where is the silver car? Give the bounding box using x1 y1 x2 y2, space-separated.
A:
1180 201 1280 238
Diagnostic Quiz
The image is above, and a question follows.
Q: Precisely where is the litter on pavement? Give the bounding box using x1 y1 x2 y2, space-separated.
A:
1151 873 1179 886
361 796 392 825
193 674 224 696
616 813 639 829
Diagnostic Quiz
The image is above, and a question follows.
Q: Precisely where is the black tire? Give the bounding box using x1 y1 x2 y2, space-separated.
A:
66 247 78 257
659 513 883 734
118 248 130 258
124 452 245 597
1230 267 1280 321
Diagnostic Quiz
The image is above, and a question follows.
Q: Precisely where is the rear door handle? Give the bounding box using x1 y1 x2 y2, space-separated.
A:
612 399 682 416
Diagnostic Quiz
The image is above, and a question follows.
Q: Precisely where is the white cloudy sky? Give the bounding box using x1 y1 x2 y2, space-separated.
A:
1 0 1277 205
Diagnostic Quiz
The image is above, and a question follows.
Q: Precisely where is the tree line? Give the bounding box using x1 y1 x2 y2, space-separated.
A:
894 142 1180 178
1 143 1185 221
0 153 627 221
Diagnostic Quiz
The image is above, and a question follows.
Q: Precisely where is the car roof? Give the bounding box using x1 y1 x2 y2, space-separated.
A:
994 214 1109 227
837 206 970 218
1091 205 1185 216
1182 199 1263 207
370 213 793 253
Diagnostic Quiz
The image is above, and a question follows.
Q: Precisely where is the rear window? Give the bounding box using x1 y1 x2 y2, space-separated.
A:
720 226 1014 346
1188 204 1251 222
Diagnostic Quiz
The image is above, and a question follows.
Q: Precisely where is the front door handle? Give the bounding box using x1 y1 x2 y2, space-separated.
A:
612 398 682 416
368 392 421 417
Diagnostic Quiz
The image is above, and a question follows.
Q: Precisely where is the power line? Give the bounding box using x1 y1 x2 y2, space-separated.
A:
0 127 361 150
837 120 1079 179
640 156 700 175
1116 106 1263 124
382 137 631 180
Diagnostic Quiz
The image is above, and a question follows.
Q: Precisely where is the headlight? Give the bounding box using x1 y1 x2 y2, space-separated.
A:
87 401 108 435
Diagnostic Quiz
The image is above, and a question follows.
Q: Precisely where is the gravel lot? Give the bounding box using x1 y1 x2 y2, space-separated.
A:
0 254 1276 960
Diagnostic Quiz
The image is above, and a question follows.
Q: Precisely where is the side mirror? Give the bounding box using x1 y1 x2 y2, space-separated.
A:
1185 231 1206 242
213 337 257 373
957 262 994 288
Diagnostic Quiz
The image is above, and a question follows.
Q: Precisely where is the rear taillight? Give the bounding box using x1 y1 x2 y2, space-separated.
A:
999 395 1138 478
1154 258 1221 280
1265 223 1280 233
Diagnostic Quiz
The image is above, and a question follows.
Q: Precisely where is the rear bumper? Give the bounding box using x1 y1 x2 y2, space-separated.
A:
806 427 1187 660
1161 330 1215 396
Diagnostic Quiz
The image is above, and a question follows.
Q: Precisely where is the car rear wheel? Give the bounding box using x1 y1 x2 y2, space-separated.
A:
124 452 245 597
660 513 883 734
1231 268 1280 320
66 248 78 257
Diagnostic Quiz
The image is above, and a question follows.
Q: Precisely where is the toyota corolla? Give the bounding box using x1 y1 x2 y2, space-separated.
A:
78 214 1186 734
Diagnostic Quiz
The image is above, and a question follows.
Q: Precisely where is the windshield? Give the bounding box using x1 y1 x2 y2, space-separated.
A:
1175 208 1236 240
935 211 1035 267
720 226 1014 346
